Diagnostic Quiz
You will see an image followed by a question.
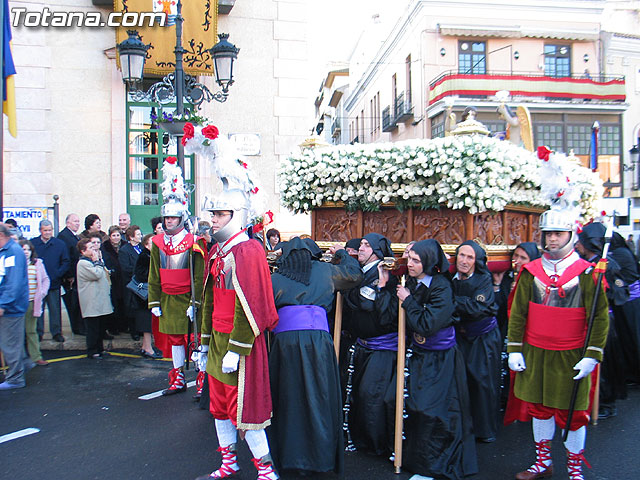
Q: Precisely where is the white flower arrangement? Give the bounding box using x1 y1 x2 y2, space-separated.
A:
278 135 603 221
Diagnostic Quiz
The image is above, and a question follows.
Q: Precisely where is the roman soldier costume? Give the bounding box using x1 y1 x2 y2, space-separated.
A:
185 127 279 480
506 151 609 480
148 157 205 396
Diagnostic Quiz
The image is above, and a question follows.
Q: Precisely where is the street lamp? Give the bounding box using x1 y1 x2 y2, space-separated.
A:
116 0 239 169
630 144 640 190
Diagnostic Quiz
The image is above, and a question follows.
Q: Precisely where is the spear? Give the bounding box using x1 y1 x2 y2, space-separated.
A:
562 219 613 441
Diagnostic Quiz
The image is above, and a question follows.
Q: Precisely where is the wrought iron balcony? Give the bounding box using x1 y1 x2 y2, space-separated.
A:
395 91 413 122
382 106 397 132
428 71 625 106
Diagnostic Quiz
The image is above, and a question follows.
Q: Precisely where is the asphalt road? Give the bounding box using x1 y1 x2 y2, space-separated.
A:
1 350 638 480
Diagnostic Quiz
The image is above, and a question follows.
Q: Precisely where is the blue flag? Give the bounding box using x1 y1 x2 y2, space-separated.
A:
589 121 599 171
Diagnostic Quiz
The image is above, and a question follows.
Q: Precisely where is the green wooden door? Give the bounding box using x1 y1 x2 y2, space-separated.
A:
126 101 194 234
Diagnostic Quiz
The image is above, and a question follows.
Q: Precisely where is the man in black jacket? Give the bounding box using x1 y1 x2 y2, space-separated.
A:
57 213 85 335
31 219 69 342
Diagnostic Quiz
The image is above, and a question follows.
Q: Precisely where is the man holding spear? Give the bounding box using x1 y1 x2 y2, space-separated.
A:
507 205 609 480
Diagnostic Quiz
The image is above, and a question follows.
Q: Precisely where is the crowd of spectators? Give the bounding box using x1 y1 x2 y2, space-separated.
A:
0 213 166 388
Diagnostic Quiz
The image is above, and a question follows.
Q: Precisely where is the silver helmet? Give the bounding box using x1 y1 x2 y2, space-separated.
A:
539 209 577 258
203 179 250 244
161 195 189 235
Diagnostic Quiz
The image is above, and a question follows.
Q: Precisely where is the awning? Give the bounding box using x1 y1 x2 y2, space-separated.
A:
438 24 521 38
438 24 600 41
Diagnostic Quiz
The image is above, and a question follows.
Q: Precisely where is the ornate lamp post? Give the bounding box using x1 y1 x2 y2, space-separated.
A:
116 0 239 170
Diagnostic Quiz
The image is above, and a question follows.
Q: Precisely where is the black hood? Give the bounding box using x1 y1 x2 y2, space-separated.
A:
411 239 450 276
362 233 393 260
514 241 541 263
578 222 607 256
345 238 362 251
455 240 489 276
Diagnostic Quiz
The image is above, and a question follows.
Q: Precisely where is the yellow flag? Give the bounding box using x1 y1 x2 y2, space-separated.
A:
115 0 218 76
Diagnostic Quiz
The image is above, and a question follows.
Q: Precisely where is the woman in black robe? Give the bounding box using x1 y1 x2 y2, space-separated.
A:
452 240 501 443
609 231 640 385
268 237 362 475
396 239 478 479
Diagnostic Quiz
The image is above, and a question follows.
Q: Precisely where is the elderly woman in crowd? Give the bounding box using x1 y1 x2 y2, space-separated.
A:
119 225 143 341
19 239 50 366
102 225 125 336
79 214 108 243
77 238 113 358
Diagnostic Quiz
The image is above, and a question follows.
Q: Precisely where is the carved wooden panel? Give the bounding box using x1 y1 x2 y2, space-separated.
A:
531 214 541 244
506 212 529 245
314 209 359 242
413 209 466 245
363 209 408 243
474 212 503 244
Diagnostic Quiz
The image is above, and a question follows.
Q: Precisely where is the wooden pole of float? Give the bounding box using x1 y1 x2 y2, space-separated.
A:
333 292 343 360
393 275 406 474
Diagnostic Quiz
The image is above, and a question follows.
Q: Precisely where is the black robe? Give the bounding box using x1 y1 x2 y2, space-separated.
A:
269 249 362 474
452 267 501 440
342 261 399 456
399 274 478 479
609 242 640 384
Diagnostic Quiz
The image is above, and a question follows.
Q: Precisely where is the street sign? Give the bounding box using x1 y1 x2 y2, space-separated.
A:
2 207 49 238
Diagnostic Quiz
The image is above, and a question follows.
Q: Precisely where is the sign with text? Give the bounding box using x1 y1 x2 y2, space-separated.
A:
2 207 49 238
228 133 261 156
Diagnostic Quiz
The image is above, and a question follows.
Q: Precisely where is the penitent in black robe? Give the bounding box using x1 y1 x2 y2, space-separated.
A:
609 235 640 384
342 262 399 456
452 245 501 441
269 248 362 474
400 274 478 479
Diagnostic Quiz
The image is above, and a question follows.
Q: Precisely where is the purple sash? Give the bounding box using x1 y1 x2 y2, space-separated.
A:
357 332 398 351
272 305 329 334
458 316 497 337
412 326 456 351
628 280 640 302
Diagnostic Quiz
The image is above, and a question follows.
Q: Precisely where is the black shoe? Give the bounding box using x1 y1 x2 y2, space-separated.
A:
38 334 43 342
106 329 119 336
103 332 114 340
131 333 140 341
477 436 496 443
53 334 65 343
598 405 617 419
141 350 162 359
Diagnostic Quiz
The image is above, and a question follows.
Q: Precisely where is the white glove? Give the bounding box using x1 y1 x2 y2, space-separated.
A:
191 345 209 372
573 357 598 380
186 305 195 322
508 352 526 372
221 351 240 374
151 307 162 317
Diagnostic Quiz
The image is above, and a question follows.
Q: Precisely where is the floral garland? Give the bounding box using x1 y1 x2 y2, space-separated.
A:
278 135 603 221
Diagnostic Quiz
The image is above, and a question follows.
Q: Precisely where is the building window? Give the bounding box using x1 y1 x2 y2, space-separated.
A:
535 124 564 152
431 113 445 138
405 54 412 108
566 125 591 155
485 122 506 137
544 44 571 77
600 125 621 155
458 41 486 75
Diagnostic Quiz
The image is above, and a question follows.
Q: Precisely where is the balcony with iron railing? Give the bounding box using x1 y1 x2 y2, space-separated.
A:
395 91 413 122
382 106 397 132
428 71 626 106
331 119 341 138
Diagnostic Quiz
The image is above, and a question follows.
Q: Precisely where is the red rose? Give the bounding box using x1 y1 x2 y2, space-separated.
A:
537 146 551 161
202 125 219 140
166 156 177 165
183 122 194 139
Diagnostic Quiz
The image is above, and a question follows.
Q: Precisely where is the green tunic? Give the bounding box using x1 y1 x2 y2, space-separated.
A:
147 239 205 335
507 269 609 410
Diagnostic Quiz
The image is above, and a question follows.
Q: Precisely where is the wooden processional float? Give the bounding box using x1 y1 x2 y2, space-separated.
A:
278 102 602 474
